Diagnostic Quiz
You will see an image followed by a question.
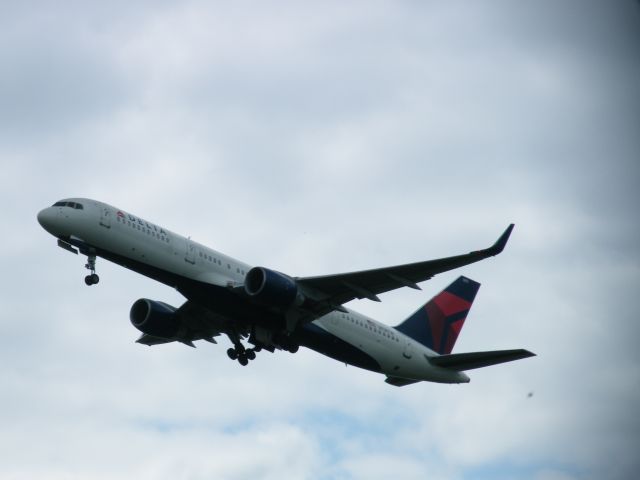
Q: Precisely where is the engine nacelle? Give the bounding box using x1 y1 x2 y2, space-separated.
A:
130 298 180 339
244 267 301 308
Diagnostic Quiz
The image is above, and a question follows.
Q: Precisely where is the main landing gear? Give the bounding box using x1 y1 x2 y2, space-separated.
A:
225 329 262 367
227 344 260 366
84 254 100 286
225 335 299 367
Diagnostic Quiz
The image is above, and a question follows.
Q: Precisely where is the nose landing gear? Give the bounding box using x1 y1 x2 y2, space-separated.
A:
84 254 100 286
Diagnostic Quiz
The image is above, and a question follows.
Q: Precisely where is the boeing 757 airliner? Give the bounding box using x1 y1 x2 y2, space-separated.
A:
37 198 534 386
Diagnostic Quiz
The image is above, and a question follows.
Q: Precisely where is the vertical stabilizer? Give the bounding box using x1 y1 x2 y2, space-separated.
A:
394 276 480 354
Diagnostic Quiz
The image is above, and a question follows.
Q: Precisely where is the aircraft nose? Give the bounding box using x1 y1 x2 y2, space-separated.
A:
37 207 56 233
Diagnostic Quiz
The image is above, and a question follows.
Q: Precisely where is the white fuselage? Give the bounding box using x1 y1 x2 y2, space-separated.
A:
37 198 469 384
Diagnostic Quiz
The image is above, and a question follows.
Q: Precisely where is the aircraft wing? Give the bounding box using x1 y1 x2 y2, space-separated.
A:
296 224 514 308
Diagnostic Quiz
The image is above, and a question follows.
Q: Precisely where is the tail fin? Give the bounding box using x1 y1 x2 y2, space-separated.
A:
394 276 480 354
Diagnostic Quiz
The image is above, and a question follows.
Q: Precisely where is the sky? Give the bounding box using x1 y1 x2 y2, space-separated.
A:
1 1 639 479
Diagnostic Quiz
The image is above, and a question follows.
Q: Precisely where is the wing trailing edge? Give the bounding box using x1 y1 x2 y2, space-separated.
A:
136 333 174 346
430 348 535 371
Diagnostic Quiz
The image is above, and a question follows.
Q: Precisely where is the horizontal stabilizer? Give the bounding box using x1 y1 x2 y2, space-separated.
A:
430 349 535 371
385 376 421 387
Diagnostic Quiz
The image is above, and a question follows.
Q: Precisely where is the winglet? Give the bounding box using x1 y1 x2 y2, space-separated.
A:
486 224 514 256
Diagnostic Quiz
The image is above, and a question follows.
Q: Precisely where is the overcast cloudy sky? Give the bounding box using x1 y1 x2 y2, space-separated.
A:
1 1 639 479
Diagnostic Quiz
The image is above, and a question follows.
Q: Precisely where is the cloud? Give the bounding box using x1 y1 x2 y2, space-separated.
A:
1 1 639 479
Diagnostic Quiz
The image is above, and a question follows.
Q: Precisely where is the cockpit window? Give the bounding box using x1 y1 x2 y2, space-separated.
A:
52 201 83 210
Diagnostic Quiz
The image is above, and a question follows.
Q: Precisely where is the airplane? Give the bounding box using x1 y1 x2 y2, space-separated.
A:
37 198 534 386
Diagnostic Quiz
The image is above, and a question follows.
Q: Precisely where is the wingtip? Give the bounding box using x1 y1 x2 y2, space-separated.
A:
489 223 515 256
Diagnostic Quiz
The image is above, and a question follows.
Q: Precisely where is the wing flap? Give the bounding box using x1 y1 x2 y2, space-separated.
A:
136 334 175 346
430 349 535 371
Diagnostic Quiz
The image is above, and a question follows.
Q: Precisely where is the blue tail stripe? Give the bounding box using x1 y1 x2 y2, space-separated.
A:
396 308 433 349
445 276 480 302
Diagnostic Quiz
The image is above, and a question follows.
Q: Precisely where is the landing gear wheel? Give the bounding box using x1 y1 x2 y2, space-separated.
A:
84 254 99 286
227 348 238 360
225 332 254 366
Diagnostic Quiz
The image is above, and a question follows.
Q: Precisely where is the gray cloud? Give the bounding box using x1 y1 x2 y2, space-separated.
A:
1 1 639 479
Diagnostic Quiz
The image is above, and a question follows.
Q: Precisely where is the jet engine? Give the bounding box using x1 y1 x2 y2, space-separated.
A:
244 267 303 308
130 298 181 339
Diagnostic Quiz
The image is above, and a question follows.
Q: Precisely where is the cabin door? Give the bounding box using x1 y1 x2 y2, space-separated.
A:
185 238 196 264
99 207 111 229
